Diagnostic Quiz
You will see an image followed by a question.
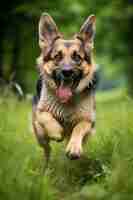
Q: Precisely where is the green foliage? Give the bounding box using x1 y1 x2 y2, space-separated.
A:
0 89 133 199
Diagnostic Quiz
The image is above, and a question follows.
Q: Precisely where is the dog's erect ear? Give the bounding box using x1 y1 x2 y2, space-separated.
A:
39 13 60 51
77 15 96 50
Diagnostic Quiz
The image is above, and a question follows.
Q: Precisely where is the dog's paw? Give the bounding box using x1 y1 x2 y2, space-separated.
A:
65 141 83 160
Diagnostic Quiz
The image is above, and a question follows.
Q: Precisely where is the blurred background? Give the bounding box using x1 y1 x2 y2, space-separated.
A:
0 0 132 96
0 1 133 200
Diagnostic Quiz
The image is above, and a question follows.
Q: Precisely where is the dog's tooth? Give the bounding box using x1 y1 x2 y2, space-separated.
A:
57 104 63 122
90 80 93 87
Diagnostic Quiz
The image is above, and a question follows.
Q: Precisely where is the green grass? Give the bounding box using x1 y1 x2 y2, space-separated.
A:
0 89 133 200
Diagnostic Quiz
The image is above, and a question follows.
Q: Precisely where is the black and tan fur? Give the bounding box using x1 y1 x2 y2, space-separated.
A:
32 13 96 164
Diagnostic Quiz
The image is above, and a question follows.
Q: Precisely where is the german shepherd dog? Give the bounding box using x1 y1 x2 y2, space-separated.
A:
32 13 97 165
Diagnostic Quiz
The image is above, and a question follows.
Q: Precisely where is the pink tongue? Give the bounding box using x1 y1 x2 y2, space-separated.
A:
56 86 72 103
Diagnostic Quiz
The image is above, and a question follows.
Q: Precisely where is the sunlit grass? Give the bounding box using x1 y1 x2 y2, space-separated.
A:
0 89 133 200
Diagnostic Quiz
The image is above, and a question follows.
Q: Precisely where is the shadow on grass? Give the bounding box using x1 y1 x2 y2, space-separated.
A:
47 151 107 194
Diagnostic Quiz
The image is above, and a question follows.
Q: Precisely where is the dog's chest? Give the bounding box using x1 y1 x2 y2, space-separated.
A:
38 86 95 129
39 92 74 126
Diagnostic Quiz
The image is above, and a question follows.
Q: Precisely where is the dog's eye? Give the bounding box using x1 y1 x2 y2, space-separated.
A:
54 51 63 62
72 51 82 64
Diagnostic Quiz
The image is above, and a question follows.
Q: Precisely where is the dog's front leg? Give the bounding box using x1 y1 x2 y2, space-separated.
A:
34 110 64 171
33 120 51 171
36 110 64 141
66 121 92 159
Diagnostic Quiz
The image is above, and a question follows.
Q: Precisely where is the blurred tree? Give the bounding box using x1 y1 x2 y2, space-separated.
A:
0 0 36 87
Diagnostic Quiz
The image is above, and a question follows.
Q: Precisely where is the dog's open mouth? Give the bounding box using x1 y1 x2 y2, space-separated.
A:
56 83 73 103
52 69 82 103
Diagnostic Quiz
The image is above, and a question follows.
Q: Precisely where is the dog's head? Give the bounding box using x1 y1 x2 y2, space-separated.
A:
37 13 96 103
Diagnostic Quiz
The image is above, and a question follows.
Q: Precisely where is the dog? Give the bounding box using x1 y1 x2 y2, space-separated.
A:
32 13 97 165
